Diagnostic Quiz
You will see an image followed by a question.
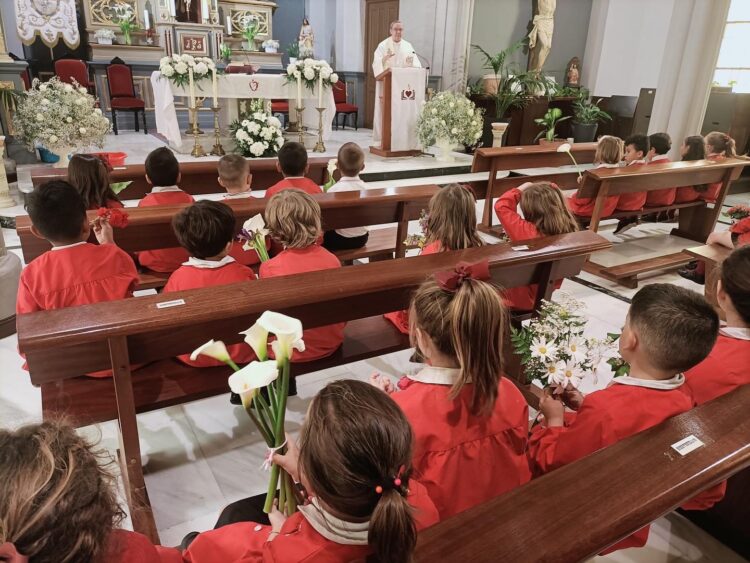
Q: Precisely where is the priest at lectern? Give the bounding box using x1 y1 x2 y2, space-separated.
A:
372 20 422 145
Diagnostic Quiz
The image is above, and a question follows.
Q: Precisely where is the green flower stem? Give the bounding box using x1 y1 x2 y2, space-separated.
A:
244 402 273 445
264 357 290 513
256 392 276 429
267 382 278 417
227 359 241 372
284 469 297 515
255 234 270 262
278 470 287 513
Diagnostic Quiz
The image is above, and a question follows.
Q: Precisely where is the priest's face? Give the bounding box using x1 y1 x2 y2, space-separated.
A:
390 22 403 42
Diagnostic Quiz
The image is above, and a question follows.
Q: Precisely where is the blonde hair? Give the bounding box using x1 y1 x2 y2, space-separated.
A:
217 154 249 187
594 135 624 165
0 420 123 563
410 278 508 416
520 182 580 236
705 131 737 158
426 184 484 251
337 142 365 177
266 189 321 248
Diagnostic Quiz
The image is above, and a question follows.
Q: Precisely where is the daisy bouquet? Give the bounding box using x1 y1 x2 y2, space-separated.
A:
403 209 429 249
416 91 483 148
237 214 270 262
230 111 285 157
158 54 216 88
190 311 305 516
511 295 607 393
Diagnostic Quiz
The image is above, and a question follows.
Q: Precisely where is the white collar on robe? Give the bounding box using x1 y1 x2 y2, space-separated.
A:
182 255 235 269
298 497 369 545
51 240 88 251
719 325 750 341
149 185 183 193
406 365 463 386
224 191 254 199
611 373 685 390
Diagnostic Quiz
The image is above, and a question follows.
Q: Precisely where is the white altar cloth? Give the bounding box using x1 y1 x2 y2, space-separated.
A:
150 71 336 149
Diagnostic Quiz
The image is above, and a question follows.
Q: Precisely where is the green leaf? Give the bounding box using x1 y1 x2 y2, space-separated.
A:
110 181 132 195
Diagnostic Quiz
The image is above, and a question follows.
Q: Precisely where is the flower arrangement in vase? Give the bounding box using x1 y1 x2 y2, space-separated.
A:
284 58 338 92
230 110 285 157
241 14 259 51
159 54 215 88
262 39 280 53
94 29 116 45
416 91 483 162
13 77 111 168
112 4 138 45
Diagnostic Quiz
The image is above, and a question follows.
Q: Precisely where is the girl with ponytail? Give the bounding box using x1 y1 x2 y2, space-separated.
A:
699 131 743 202
373 263 531 519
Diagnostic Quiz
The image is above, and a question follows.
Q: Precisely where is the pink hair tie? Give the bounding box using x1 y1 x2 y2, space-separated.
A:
0 542 29 563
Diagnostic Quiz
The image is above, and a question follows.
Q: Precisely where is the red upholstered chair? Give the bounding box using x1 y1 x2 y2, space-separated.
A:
54 59 93 93
271 99 289 125
333 81 358 131
106 59 147 135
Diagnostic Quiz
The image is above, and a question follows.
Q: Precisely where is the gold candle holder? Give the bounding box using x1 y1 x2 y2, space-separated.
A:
190 106 207 158
186 97 205 135
312 107 325 153
209 106 225 156
295 106 305 145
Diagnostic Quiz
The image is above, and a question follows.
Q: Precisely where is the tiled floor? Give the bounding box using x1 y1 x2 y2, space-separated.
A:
1 131 747 561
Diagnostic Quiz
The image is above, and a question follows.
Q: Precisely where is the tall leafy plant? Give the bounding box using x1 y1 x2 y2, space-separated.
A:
572 96 612 125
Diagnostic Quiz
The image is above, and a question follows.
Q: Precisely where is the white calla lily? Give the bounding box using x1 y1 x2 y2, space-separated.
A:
228 360 279 403
190 339 231 363
556 142 572 153
243 214 268 237
241 322 269 361
257 311 305 361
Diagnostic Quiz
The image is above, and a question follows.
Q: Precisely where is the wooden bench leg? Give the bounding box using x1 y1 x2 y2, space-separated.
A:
109 336 160 545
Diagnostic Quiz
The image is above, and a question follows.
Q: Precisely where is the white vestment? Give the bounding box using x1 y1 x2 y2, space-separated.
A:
372 37 421 144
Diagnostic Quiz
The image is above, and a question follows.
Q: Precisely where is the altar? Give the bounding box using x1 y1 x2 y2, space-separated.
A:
151 71 336 150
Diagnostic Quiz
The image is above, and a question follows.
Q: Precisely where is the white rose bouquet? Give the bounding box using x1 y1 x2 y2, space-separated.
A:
417 91 483 148
13 77 111 153
159 54 216 88
284 58 339 91
230 110 284 158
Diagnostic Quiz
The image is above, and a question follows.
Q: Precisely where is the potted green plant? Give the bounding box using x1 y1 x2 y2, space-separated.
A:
287 41 300 65
571 95 611 143
534 107 570 145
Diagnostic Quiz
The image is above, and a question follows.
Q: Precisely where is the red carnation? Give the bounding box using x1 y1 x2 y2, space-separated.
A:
96 207 129 228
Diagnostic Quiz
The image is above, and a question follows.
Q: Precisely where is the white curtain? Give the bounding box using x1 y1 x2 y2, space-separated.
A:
649 0 731 159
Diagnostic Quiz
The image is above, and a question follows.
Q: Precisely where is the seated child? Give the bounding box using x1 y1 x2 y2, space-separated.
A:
699 131 740 202
17 180 138 316
566 135 623 218
0 420 182 562
674 135 708 203
137 147 195 273
495 181 579 310
613 133 650 234
529 283 719 553
68 153 124 210
644 132 675 207
322 142 369 251
183 380 439 563
265 142 323 199
373 269 531 519
260 190 344 366
385 183 484 333
164 201 257 368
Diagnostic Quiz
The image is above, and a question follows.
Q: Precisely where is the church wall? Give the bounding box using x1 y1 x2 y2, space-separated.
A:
272 0 307 65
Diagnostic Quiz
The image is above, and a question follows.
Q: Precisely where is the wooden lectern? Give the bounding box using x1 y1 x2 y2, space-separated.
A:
370 67 427 158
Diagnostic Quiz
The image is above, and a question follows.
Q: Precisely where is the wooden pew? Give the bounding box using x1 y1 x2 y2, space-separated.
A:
17 231 611 542
26 158 330 200
416 385 750 562
471 142 598 234
576 159 748 287
685 244 732 316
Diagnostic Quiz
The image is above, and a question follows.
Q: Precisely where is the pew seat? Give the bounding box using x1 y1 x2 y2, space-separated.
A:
334 226 400 263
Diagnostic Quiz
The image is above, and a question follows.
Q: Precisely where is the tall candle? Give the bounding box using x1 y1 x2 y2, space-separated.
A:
201 0 209 23
189 67 196 109
226 15 232 35
296 73 302 106
169 0 176 17
318 73 323 108
143 9 150 29
212 68 218 108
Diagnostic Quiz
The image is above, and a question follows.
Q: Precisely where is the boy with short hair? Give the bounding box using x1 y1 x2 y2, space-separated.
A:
322 142 369 251
164 200 257 368
642 132 675 220
614 133 650 234
264 142 322 199
137 147 195 272
529 283 720 553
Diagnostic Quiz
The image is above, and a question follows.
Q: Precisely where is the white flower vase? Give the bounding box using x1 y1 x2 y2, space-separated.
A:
98 37 113 45
52 147 74 168
264 46 278 53
436 137 456 163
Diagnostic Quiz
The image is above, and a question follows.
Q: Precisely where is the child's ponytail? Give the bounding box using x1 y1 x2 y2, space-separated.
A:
705 131 739 158
369 486 417 563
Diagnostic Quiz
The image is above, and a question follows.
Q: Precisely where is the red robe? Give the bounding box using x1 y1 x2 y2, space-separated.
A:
731 216 750 246
393 370 531 519
566 163 621 218
645 156 675 206
259 245 344 361
137 188 195 272
265 177 322 199
700 154 725 202
384 241 442 333
495 188 564 310
675 155 723 203
615 160 648 211
164 258 257 367
107 529 182 562
181 481 439 563
528 378 692 553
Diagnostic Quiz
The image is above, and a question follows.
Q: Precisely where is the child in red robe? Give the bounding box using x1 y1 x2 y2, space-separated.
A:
643 132 675 207
164 201 257 368
495 181 579 310
612 133 650 234
68 153 124 210
182 380 439 563
674 135 708 203
137 147 195 272
264 142 322 199
373 267 531 519
567 135 623 218
0 420 182 563
699 131 741 202
529 284 720 553
385 183 484 333
259 189 344 368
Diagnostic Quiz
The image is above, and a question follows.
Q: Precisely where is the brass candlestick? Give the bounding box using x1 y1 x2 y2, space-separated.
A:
190 106 207 158
209 106 225 156
186 97 205 135
313 107 325 153
295 106 305 145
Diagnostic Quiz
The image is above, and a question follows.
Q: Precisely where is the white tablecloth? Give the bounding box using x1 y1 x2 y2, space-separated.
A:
150 71 336 149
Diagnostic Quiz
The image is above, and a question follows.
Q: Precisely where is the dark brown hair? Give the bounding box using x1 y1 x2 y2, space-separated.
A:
145 146 180 187
519 182 580 236
277 141 308 177
629 283 719 373
266 189 321 248
426 184 484 251
337 142 365 177
172 200 236 259
625 133 649 157
67 154 120 210
299 380 417 563
721 245 750 325
26 180 86 243
648 132 671 156
682 135 706 162
410 277 508 416
217 154 249 187
0 420 123 563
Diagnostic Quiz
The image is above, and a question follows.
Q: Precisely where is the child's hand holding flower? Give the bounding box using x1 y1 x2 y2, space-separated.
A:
268 499 287 539
370 372 396 394
92 216 114 245
539 390 565 427
272 432 300 483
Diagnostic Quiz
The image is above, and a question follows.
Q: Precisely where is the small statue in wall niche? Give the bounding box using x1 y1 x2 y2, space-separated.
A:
566 57 580 87
299 17 314 58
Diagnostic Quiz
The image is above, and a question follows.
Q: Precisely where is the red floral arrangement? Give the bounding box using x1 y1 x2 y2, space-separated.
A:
96 207 129 228
723 205 750 222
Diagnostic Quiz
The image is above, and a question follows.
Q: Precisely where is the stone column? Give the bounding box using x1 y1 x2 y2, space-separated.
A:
0 10 14 63
491 122 509 147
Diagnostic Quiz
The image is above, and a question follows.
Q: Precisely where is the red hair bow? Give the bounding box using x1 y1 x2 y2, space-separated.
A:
0 542 28 563
434 260 491 292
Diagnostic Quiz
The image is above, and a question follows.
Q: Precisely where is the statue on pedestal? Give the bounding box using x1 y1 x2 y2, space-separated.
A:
298 17 314 58
528 0 556 73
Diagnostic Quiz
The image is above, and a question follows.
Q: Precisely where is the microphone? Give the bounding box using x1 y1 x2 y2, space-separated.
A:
412 50 430 72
